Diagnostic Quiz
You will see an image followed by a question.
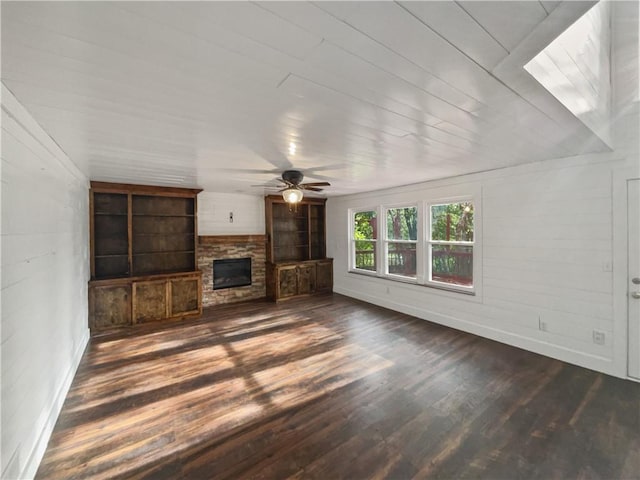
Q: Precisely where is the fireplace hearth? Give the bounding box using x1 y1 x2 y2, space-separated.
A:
213 258 252 290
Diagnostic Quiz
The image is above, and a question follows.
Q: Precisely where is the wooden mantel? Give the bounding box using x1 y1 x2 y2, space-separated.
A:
198 235 267 245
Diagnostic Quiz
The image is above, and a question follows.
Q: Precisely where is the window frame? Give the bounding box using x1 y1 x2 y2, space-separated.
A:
425 197 476 294
347 188 481 299
382 203 420 282
350 207 379 276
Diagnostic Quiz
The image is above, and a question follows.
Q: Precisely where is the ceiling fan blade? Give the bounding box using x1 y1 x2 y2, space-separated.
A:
300 182 331 187
305 163 344 173
301 186 324 192
218 168 281 174
251 184 280 188
299 172 333 181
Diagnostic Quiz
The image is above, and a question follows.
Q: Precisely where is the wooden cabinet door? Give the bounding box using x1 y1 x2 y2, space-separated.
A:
132 280 168 323
277 265 298 298
170 276 201 316
89 285 131 330
316 260 333 292
297 264 316 295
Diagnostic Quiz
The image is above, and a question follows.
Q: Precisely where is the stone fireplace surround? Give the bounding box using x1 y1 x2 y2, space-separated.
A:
198 235 266 306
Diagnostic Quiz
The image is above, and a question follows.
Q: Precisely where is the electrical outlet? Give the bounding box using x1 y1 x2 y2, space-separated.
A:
538 317 547 332
593 330 606 345
386 286 391 294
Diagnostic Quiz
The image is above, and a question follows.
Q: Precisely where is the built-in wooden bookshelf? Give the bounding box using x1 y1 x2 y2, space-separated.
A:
89 182 202 332
92 192 129 278
131 194 196 276
265 195 332 301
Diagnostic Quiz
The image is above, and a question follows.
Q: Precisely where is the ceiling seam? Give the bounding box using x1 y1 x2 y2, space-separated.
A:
272 2 572 161
316 40 485 118
539 1 552 16
115 1 484 140
394 1 573 152
276 73 291 89
421 4 585 145
4 13 287 109
282 72 477 144
309 2 488 109
399 1 510 62
115 3 301 75
452 1 511 53
307 4 575 156
255 2 489 115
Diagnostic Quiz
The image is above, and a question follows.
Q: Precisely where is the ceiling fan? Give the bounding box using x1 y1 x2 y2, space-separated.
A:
269 170 331 204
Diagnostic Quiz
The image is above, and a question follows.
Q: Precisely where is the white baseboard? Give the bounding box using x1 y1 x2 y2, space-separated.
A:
335 286 622 379
20 327 90 480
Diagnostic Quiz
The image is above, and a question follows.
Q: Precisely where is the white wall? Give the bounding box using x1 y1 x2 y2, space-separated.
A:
327 1 639 380
1 84 90 479
327 156 623 377
198 191 264 235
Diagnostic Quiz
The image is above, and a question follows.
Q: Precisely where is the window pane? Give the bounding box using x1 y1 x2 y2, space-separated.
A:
354 241 376 271
431 202 474 242
354 211 377 240
387 207 418 240
387 242 417 277
431 244 473 286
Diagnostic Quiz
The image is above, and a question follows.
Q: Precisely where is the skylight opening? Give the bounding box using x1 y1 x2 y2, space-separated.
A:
524 2 611 146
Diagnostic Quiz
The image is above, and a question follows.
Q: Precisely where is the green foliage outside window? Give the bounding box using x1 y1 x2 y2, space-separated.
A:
354 211 376 241
386 207 417 240
352 202 475 285
431 202 473 242
353 211 377 270
430 202 474 286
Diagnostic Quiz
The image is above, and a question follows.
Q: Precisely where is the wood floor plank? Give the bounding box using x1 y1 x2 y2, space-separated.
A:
35 294 640 479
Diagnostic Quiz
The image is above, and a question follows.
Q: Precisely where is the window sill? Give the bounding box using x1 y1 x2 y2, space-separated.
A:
348 270 477 297
423 281 475 296
349 268 378 278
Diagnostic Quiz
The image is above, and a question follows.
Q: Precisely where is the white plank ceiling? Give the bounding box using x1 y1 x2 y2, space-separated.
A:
1 1 612 195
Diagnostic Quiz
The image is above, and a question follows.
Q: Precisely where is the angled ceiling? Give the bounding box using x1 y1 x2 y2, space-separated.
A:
1 1 611 196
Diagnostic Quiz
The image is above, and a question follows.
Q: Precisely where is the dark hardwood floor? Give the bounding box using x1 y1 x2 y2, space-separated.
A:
36 294 639 480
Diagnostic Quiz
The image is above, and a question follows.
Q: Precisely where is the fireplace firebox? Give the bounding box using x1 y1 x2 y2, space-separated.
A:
213 258 252 290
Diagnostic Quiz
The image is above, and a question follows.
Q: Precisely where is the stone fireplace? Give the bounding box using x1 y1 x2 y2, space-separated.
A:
198 235 266 306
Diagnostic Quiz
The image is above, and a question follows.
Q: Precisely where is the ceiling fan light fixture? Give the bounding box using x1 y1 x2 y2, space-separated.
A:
282 187 303 204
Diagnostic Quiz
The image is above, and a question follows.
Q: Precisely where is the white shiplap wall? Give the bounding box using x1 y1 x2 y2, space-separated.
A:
1 84 90 480
327 155 627 377
198 191 265 236
326 0 639 380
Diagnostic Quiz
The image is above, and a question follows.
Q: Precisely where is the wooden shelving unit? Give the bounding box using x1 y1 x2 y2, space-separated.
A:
309 203 326 260
92 192 130 279
265 195 332 301
88 182 203 332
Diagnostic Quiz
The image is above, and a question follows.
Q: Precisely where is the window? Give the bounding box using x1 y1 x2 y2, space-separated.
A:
352 210 377 272
348 194 479 297
385 206 417 278
428 202 474 288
